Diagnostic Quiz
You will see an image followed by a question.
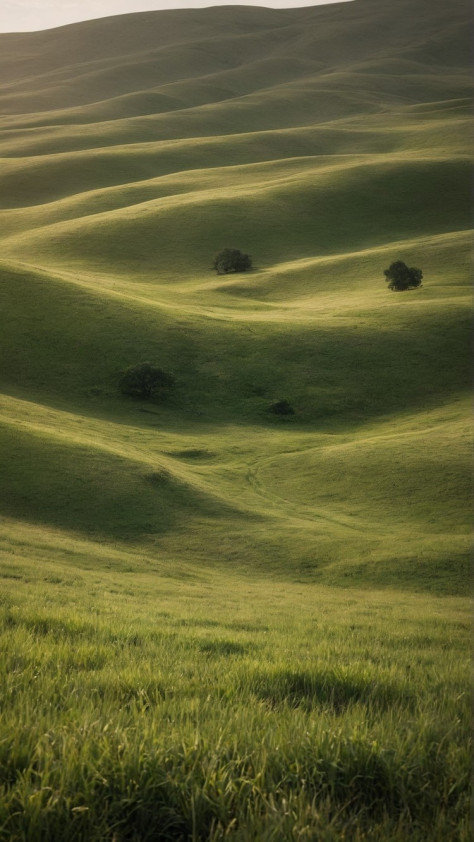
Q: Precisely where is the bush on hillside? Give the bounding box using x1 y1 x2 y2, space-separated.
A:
269 400 294 415
212 248 252 274
384 260 423 291
119 362 175 400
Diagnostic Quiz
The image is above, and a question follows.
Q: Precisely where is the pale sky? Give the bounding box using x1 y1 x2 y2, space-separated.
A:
1 0 347 34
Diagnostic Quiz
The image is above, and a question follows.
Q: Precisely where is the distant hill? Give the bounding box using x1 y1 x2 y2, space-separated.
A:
0 1 470 121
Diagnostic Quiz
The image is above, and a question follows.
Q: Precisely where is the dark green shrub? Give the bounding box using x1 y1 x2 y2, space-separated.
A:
119 362 175 400
212 248 252 274
269 400 294 415
384 260 423 291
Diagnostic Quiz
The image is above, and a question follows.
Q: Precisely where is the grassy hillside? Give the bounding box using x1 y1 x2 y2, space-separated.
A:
0 0 471 592
0 0 471 836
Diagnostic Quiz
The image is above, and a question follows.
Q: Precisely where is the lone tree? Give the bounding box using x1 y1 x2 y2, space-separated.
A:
212 248 252 275
119 362 175 400
384 260 423 291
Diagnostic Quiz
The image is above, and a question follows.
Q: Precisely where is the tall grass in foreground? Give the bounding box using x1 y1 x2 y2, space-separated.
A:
0 556 470 841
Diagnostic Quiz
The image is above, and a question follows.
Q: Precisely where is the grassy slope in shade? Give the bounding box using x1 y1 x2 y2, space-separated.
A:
0 0 471 837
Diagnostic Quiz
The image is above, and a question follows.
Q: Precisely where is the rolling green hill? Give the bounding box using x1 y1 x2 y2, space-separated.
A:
0 2 472 838
0 0 471 593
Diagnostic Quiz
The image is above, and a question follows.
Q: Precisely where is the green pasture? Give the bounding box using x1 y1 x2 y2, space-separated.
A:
0 549 470 841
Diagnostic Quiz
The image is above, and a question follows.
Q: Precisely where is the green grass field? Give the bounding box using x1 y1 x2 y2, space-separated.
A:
0 0 471 837
0 554 470 840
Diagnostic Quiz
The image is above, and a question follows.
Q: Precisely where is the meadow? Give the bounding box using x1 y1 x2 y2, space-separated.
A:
0 550 470 840
0 0 471 837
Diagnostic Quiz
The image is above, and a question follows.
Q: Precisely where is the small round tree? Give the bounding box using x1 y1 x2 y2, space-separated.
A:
212 248 252 275
119 362 175 400
384 260 423 291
